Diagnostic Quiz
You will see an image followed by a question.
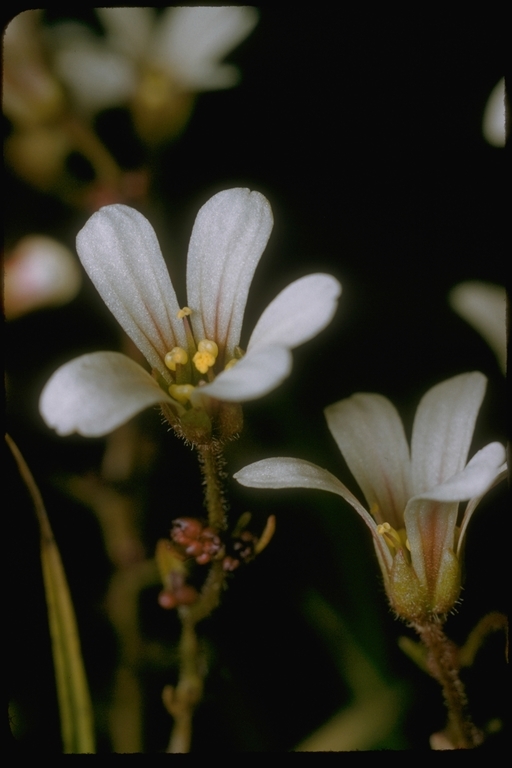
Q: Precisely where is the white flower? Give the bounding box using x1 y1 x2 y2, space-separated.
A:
482 78 506 148
235 372 506 619
40 188 341 440
50 7 258 113
4 235 81 319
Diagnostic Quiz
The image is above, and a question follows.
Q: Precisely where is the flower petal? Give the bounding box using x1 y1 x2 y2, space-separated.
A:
53 33 136 113
234 457 392 567
247 274 341 353
4 236 81 319
194 345 292 403
186 189 273 358
76 205 186 382
449 282 507 374
457 462 508 557
413 442 506 502
324 395 411 531
96 8 154 60
403 499 459 597
410 372 487 494
152 6 259 90
40 352 173 437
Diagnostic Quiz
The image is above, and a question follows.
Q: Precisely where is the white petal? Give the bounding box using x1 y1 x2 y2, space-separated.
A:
457 462 508 556
324 394 411 531
247 274 341 353
482 78 506 148
96 8 154 60
76 205 186 382
193 345 291 403
449 282 507 374
53 37 136 113
39 352 173 437
186 189 273 357
234 457 392 567
152 6 259 90
4 236 81 319
403 499 459 594
413 442 507 502
410 372 487 494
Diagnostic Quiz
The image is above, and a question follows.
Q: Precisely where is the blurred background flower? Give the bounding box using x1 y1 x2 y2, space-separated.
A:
4 235 81 319
50 7 259 144
450 282 507 374
482 78 507 148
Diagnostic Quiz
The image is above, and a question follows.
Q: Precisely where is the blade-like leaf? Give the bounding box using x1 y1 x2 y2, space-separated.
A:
7 435 95 753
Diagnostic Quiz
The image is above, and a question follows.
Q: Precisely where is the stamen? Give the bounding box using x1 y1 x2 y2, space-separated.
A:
177 306 192 319
193 339 219 374
377 522 404 550
224 358 238 371
164 347 188 371
369 502 382 521
169 384 195 404
198 339 218 357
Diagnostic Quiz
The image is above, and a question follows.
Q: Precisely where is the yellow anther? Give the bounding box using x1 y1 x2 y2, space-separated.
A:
193 339 219 374
177 306 192 319
377 522 404 550
164 347 188 371
377 522 391 534
370 502 381 518
197 339 218 357
169 384 195 404
224 358 238 371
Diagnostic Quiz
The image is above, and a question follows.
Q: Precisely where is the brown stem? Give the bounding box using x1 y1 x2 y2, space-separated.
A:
412 618 483 749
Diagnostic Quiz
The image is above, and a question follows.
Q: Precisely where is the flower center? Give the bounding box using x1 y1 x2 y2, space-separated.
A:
164 307 239 405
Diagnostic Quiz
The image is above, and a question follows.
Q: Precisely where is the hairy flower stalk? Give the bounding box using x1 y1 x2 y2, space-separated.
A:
235 372 507 747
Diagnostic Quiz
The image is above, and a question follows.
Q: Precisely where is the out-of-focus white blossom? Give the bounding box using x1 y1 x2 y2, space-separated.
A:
4 236 81 319
482 78 507 148
50 7 259 142
450 281 507 374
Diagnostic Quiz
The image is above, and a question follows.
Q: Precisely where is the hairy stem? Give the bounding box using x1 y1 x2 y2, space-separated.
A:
197 444 228 531
167 447 228 752
413 618 482 749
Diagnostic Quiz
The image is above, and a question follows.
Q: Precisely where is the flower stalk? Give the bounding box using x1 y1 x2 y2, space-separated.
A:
412 618 482 749
198 445 228 531
165 454 229 752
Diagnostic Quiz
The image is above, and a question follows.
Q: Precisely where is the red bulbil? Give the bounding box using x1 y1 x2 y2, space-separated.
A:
185 540 204 557
222 556 240 572
173 585 199 605
199 527 222 555
171 517 204 545
158 584 199 609
158 589 178 609
232 530 257 562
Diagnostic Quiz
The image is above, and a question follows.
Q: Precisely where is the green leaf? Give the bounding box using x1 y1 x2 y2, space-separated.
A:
7 435 95 753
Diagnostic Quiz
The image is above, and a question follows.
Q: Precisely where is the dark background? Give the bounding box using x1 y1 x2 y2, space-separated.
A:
6 6 508 752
